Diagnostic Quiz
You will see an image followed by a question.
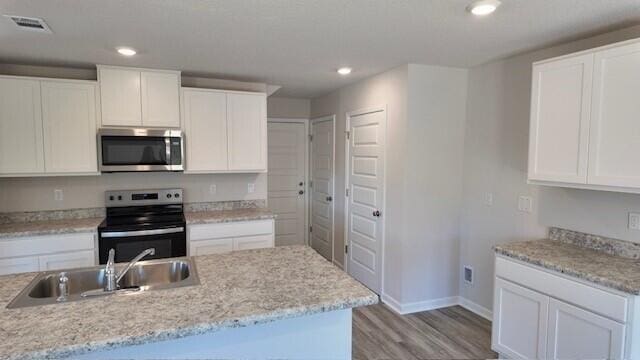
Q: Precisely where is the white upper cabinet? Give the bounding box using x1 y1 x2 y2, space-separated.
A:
141 71 181 127
182 89 267 173
0 77 44 175
227 92 267 171
98 66 180 128
182 88 228 172
528 38 640 193
529 54 593 183
41 80 98 174
98 67 142 126
588 42 640 188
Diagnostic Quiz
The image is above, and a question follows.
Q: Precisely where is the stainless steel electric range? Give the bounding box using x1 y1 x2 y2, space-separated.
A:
98 188 186 264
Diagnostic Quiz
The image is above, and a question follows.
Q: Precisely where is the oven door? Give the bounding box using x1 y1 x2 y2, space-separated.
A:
98 227 186 264
98 128 183 172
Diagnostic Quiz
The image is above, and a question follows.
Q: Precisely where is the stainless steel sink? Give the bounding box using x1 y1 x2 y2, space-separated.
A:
7 257 199 309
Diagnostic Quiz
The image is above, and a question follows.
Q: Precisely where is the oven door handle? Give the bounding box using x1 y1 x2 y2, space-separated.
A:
100 227 184 238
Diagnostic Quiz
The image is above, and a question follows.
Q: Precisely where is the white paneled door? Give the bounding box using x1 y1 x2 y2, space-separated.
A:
346 108 385 294
268 122 307 246
310 118 334 262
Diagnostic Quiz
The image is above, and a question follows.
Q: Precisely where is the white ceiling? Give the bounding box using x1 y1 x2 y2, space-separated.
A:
1 0 639 98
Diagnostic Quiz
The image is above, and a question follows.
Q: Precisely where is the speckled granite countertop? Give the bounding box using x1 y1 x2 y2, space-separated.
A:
495 239 640 295
0 217 103 238
185 207 276 225
0 245 377 360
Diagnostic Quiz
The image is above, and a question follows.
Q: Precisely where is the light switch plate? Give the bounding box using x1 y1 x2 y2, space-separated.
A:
485 192 494 206
518 196 533 213
209 184 217 195
247 183 255 194
629 213 640 230
54 189 63 201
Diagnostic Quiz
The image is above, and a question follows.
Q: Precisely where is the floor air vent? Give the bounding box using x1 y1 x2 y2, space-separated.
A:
4 15 52 33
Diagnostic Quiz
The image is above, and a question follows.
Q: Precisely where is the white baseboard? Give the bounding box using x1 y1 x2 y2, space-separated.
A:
458 296 493 321
381 293 459 315
380 294 493 321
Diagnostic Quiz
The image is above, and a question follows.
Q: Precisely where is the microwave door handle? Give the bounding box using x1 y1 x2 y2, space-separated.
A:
165 137 171 165
101 227 184 238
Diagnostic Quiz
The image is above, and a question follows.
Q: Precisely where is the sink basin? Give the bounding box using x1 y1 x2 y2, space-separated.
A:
7 257 199 309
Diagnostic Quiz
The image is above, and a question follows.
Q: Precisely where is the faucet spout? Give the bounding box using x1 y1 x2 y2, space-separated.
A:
115 248 156 285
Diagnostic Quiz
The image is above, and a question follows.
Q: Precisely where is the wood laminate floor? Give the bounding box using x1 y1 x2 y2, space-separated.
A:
353 303 498 360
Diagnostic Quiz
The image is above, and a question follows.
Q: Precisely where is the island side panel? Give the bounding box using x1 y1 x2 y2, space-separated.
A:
71 309 352 360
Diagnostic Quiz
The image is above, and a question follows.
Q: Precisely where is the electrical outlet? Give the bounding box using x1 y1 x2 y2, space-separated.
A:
518 196 533 213
209 184 217 195
247 183 255 194
485 192 494 206
54 189 63 201
463 265 473 284
629 213 640 230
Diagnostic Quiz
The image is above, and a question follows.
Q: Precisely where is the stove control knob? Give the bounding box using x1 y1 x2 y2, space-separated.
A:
117 195 122 201
174 193 180 198
166 193 172 198
109 196 114 201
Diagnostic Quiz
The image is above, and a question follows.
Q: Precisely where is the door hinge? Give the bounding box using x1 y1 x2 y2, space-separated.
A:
345 131 350 140
345 245 348 254
309 226 312 233
308 134 313 142
345 188 349 197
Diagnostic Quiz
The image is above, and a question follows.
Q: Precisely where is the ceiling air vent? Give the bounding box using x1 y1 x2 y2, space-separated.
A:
4 15 52 33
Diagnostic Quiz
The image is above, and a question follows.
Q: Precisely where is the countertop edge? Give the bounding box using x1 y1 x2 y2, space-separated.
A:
15 295 378 360
494 246 640 295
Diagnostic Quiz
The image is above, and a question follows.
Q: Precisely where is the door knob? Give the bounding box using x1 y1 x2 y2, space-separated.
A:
299 190 304 195
373 210 381 217
326 196 333 202
299 182 304 186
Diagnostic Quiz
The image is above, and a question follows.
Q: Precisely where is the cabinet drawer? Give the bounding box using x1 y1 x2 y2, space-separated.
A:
233 234 274 251
190 238 233 256
189 220 273 241
0 233 95 259
39 250 95 272
495 256 628 322
0 256 40 276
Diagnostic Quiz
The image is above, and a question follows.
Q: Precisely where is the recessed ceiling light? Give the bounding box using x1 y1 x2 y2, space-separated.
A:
116 47 137 56
337 67 352 75
466 0 501 16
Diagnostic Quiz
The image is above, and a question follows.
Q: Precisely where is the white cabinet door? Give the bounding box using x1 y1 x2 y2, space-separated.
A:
227 93 267 171
141 71 180 128
493 278 549 359
190 238 234 256
588 42 640 188
547 298 625 360
99 67 142 126
182 89 228 172
233 234 274 251
0 256 40 276
41 80 98 173
528 54 593 183
0 77 44 174
38 250 95 272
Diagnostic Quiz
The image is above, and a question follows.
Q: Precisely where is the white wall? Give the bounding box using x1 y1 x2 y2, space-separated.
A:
0 173 266 212
267 97 310 119
460 25 640 311
310 64 468 306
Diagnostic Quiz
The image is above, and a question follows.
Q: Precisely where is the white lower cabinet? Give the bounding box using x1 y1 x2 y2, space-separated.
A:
493 256 630 360
0 232 96 275
547 298 625 360
188 220 274 256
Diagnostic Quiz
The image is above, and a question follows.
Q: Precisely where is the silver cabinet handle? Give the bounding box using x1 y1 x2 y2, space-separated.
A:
101 227 184 238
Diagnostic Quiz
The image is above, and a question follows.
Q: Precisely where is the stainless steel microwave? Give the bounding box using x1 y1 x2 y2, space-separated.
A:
98 128 183 172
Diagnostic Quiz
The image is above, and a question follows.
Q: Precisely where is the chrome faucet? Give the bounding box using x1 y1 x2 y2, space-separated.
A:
104 248 155 292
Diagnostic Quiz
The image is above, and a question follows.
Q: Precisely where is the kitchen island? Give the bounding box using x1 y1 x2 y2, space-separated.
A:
0 246 377 360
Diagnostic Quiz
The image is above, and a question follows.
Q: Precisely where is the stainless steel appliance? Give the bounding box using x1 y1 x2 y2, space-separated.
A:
98 188 186 264
98 128 183 172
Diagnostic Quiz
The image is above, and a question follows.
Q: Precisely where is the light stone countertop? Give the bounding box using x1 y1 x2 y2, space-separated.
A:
0 217 104 239
0 245 378 360
185 207 276 225
494 239 640 295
